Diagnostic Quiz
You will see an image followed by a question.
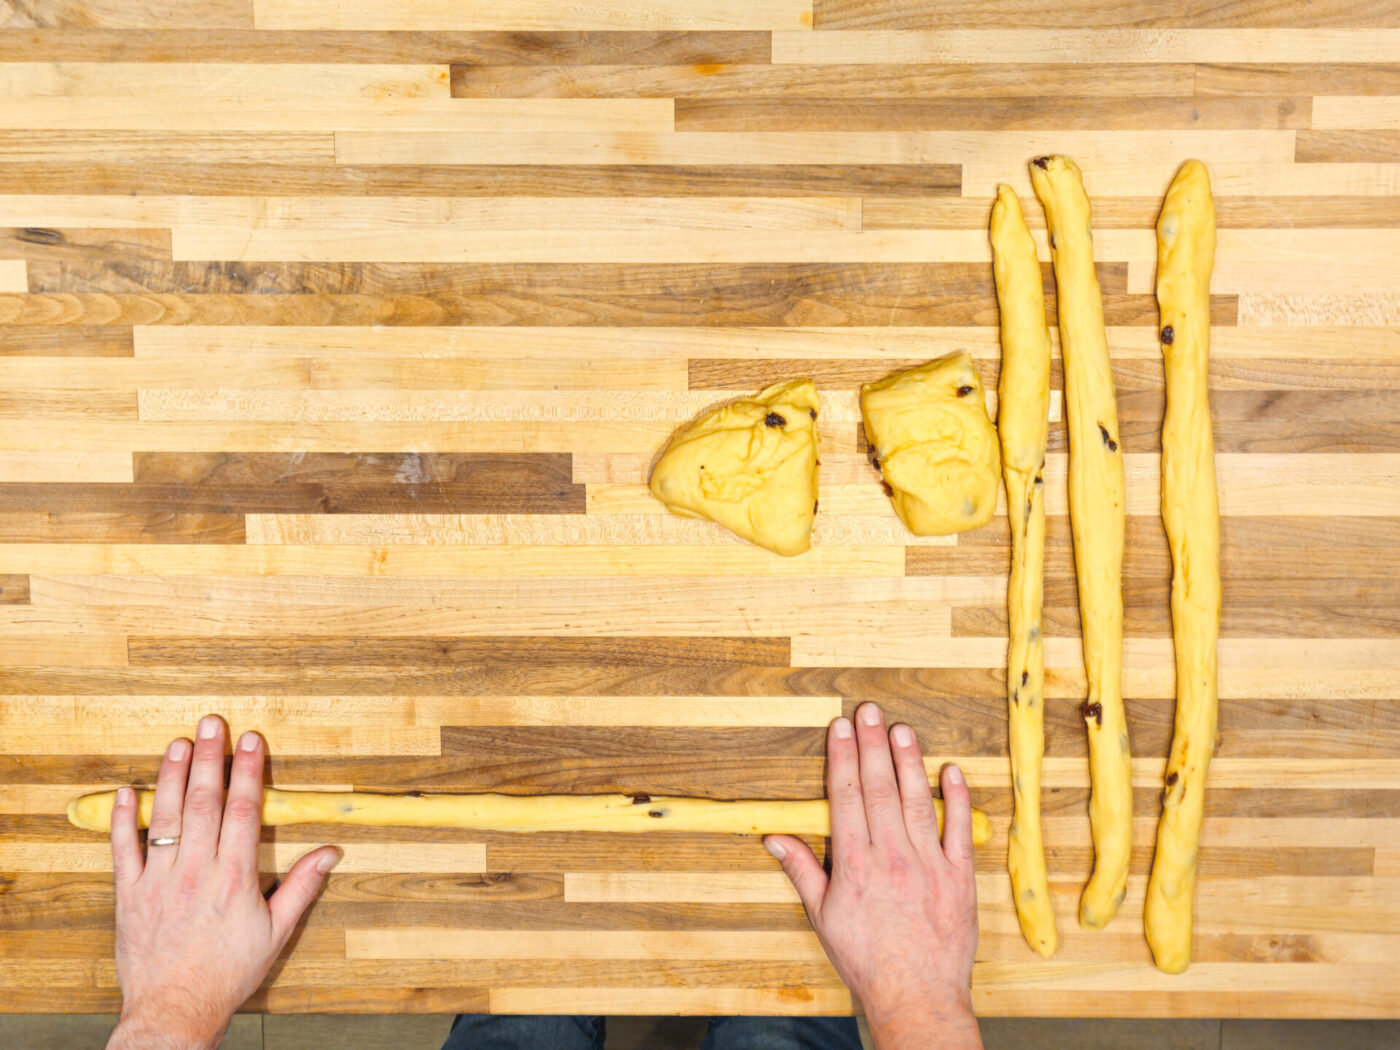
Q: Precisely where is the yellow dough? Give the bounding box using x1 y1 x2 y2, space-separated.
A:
1029 155 1131 931
1145 160 1220 975
649 378 819 556
990 185 1058 957
859 354 1000 536
67 787 993 844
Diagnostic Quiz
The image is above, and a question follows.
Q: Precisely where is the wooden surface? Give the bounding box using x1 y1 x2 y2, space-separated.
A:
1 0 1398 1020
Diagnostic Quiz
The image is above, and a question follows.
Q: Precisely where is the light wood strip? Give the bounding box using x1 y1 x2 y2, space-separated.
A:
334 129 1295 167
0 452 133 483
0 62 450 98
773 29 1400 64
346 928 831 962
0 725 441 756
3 0 254 30
491 987 857 1016
1313 96 1400 129
0 131 335 164
962 162 1400 199
0 841 485 874
0 544 906 577
0 261 25 293
1238 294 1400 325
0 195 863 232
0 98 675 134
253 0 813 32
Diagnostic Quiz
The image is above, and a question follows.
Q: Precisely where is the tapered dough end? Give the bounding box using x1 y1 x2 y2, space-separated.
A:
67 790 113 832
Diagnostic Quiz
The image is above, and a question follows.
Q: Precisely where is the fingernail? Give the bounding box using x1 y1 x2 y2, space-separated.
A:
197 715 220 740
316 848 343 874
167 739 189 761
764 838 786 861
238 731 259 752
833 717 853 739
116 786 133 807
946 764 964 785
858 703 882 726
892 724 914 748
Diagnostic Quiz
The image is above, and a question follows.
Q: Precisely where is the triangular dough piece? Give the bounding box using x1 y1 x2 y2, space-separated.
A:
861 353 1000 536
649 378 819 556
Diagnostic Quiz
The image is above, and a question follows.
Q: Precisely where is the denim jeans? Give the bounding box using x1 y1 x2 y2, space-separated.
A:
441 1013 863 1050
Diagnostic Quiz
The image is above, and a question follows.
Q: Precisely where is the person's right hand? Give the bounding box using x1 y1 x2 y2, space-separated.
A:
764 702 982 1050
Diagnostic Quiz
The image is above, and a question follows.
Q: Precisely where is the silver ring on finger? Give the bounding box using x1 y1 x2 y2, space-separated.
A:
147 835 180 847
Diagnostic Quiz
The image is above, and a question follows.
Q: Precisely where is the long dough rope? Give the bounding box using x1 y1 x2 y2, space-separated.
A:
1145 159 1220 974
68 787 992 844
990 185 1057 957
1029 155 1131 931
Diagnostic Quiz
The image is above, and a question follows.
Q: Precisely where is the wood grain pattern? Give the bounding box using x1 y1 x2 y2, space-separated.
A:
1 0 1397 1020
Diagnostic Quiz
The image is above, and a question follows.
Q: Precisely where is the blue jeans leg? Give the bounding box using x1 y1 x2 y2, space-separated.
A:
441 1013 605 1050
702 1015 864 1050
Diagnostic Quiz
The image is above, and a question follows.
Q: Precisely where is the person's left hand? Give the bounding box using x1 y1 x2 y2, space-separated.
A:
106 716 341 1050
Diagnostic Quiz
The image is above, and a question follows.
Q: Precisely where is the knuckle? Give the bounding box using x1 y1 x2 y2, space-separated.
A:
224 796 261 825
861 779 898 805
184 788 220 820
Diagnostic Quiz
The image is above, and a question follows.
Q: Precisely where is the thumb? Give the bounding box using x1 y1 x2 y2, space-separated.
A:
764 836 828 922
268 846 341 945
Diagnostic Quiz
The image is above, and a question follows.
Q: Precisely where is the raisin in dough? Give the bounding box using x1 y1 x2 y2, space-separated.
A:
649 378 819 557
860 353 1000 537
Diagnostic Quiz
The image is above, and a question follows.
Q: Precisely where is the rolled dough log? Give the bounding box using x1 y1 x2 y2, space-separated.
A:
1145 159 1220 975
68 787 992 843
990 184 1058 957
1029 154 1131 932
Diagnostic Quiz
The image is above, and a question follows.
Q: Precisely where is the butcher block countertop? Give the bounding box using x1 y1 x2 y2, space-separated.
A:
2 0 1399 1021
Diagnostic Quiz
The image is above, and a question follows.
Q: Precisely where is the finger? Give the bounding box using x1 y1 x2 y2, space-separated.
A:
109 786 144 892
178 714 228 862
853 703 910 849
764 836 829 923
825 716 868 856
939 763 975 869
144 736 192 872
268 847 341 948
218 731 267 879
889 723 940 852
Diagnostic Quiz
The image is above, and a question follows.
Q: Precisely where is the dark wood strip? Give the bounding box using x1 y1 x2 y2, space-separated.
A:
1296 130 1400 163
127 636 793 668
0 453 585 515
921 517 1400 580
0 162 960 198
862 195 1400 229
0 511 245 543
953 602 1400 640
4 290 1226 328
815 0 1400 29
26 260 1030 298
675 96 1310 132
1194 63 1400 96
452 62 1194 99
0 573 30 603
0 29 772 64
693 357 1400 394
4 0 253 30
0 227 171 264
0 325 133 356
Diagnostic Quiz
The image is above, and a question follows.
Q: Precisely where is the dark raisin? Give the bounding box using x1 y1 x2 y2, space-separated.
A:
648 810 664 818
1048 232 1056 250
1012 689 1020 705
881 480 894 497
812 500 819 514
631 794 651 805
1165 772 1179 787
764 412 786 428
404 791 425 798
809 408 817 419
1098 423 1118 452
1021 671 1029 687
1160 325 1175 345
1033 156 1050 169
1080 700 1104 727
956 384 974 397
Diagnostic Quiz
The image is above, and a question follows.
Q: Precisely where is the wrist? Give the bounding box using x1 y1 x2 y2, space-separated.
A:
866 993 981 1050
109 1008 227 1050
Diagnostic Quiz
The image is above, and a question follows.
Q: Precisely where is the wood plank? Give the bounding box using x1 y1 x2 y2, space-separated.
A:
0 573 28 604
253 0 812 31
813 0 1400 30
5 0 253 29
0 325 132 356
